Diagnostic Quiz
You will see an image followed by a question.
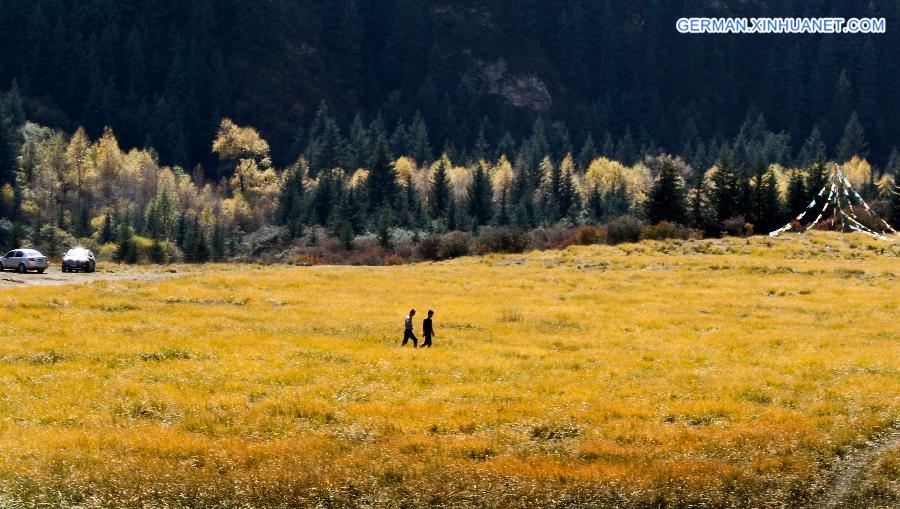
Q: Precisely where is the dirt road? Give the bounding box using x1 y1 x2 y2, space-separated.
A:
0 265 182 289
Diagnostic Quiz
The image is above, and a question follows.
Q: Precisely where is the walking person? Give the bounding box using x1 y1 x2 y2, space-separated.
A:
402 309 418 347
420 310 435 348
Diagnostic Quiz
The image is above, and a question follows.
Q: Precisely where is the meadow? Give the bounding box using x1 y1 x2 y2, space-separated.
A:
0 233 897 508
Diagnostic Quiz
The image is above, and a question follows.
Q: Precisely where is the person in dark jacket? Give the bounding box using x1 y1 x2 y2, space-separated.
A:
402 309 418 347
420 310 435 348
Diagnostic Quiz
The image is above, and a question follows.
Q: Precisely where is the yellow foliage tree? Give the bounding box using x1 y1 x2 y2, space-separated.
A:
490 154 514 202
841 156 872 188
212 118 270 161
581 157 650 207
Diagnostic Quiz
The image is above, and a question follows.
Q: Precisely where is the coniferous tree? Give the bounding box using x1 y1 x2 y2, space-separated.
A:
473 124 490 161
376 206 393 248
797 126 826 168
210 220 226 262
0 83 25 186
712 149 744 226
838 112 868 162
188 216 209 263
538 156 559 223
494 187 511 226
577 134 596 172
557 154 578 220
467 163 492 226
99 212 115 244
749 159 783 233
888 170 900 224
805 158 830 203
645 156 687 224
347 114 370 170
366 131 397 212
409 111 432 164
586 185 603 223
786 169 807 216
276 162 307 237
429 155 451 219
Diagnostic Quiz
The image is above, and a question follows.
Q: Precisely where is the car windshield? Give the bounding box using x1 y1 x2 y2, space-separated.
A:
66 248 89 257
24 250 43 257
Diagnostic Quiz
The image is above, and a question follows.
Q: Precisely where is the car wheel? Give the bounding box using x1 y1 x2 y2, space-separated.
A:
17 264 26 274
37 269 45 274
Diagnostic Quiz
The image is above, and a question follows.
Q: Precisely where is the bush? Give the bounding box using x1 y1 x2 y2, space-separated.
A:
475 227 530 255
97 242 118 262
241 225 289 257
530 228 576 251
572 225 606 245
640 221 698 241
606 215 645 244
416 235 440 261
31 225 77 258
722 216 752 237
436 232 473 260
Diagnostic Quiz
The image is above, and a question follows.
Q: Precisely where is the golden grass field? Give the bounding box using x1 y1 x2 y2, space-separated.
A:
0 233 898 508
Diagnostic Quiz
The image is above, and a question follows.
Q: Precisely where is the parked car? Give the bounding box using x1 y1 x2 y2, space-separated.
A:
0 249 49 273
62 247 96 273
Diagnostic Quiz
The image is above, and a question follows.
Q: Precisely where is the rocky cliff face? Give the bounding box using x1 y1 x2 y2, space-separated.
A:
475 60 552 113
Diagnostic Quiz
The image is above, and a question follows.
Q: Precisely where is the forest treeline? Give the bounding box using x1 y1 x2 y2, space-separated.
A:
1 85 898 263
1 1 900 171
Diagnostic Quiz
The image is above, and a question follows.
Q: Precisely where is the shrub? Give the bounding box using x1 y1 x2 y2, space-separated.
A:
384 255 405 266
241 225 289 257
572 225 606 246
31 225 77 258
640 221 698 241
436 232 472 260
606 215 645 244
530 227 576 251
722 216 751 237
475 227 530 255
416 235 440 261
97 242 118 262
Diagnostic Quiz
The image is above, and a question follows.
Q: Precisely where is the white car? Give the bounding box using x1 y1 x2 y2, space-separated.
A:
0 249 49 273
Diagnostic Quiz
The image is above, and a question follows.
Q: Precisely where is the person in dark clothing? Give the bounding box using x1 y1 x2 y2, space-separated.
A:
420 310 435 348
402 309 418 347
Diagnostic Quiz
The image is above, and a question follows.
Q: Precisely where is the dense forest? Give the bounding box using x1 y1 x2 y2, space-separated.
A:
0 0 899 262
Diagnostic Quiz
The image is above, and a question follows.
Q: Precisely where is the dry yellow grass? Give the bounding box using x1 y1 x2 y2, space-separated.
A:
0 232 897 507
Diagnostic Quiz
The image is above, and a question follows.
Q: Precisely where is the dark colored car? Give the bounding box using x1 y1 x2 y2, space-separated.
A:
62 248 96 273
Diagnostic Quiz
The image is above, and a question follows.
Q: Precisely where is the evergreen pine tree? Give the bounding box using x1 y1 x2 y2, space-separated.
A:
366 131 397 211
645 156 687 224
99 212 114 244
838 112 868 162
749 159 783 233
409 111 432 164
429 155 451 219
348 113 370 170
211 221 226 261
797 126 826 168
577 134 597 172
467 163 492 226
473 124 490 161
149 239 165 264
558 154 578 220
805 158 830 203
786 169 807 216
276 163 307 237
376 206 393 248
189 217 209 263
601 132 615 158
712 149 743 226
888 170 900 224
